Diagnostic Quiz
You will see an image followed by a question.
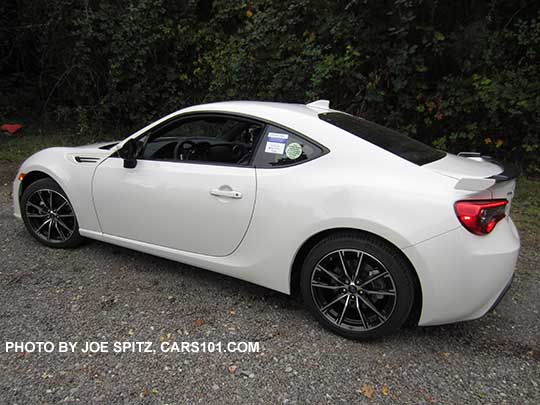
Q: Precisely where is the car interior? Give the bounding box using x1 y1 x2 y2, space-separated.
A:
139 117 264 165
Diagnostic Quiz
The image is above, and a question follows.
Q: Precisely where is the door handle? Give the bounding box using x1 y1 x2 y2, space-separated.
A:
210 188 243 199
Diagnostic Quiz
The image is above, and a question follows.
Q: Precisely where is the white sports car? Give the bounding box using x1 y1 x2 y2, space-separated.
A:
13 100 520 339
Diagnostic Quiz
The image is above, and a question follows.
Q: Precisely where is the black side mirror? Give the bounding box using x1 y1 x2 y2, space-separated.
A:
119 139 138 169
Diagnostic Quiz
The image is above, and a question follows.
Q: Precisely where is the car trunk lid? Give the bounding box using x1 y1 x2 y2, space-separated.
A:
423 153 503 179
424 152 518 209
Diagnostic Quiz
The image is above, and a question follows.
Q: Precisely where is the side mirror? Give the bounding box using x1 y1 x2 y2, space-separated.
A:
119 139 138 169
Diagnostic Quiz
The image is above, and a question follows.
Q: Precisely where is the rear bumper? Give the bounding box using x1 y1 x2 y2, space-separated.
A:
403 217 519 326
487 274 513 313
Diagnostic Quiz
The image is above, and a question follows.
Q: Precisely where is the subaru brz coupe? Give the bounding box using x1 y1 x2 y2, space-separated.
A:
13 100 520 339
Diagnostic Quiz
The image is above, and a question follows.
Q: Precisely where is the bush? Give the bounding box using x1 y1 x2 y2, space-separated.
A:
1 0 539 173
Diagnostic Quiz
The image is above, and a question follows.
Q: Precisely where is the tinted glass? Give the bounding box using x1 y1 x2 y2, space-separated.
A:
254 125 323 167
140 116 263 165
319 112 445 165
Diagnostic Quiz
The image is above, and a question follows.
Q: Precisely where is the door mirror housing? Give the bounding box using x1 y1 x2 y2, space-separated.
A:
119 139 138 169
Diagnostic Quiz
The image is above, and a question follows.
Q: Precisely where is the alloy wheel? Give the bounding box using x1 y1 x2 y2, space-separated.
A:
25 189 76 243
310 249 397 331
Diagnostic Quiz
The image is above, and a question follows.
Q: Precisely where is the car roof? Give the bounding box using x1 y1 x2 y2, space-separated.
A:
122 100 343 150
181 100 329 121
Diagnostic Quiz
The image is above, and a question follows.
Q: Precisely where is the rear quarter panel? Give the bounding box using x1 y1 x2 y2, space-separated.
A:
233 137 467 294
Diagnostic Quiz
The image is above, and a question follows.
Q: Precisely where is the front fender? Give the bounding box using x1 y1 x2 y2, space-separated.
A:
13 148 102 232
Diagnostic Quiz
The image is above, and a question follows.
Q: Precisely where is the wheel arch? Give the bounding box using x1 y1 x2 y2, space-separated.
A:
19 170 54 198
16 167 77 221
290 227 423 326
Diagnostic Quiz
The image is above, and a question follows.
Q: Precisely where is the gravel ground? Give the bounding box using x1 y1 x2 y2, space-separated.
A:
0 162 539 404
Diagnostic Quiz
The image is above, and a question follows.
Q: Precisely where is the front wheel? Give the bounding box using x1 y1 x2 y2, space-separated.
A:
301 233 415 340
21 178 84 248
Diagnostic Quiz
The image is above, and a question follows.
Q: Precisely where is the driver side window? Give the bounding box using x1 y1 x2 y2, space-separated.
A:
140 116 264 166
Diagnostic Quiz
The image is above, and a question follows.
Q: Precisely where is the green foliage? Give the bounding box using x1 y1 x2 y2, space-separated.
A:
1 0 539 173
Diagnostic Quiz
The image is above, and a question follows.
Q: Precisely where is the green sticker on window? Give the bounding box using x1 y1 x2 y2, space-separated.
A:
285 142 302 160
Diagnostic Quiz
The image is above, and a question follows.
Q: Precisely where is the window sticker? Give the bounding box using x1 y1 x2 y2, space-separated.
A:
264 132 289 154
285 142 302 160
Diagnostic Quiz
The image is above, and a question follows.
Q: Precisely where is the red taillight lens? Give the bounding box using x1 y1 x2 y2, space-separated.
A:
454 199 508 235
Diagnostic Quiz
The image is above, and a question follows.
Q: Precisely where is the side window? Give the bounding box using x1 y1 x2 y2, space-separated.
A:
253 125 323 168
140 116 264 166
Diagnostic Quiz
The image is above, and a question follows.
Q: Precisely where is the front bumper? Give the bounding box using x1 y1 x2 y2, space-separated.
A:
403 217 520 326
12 175 22 219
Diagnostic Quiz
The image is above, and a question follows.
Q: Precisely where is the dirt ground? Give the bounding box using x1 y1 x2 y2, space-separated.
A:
1 162 538 404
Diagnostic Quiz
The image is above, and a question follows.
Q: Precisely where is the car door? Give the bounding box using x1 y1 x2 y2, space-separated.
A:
91 115 260 257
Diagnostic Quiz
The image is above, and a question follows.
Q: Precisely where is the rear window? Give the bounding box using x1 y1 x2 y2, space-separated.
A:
319 112 445 165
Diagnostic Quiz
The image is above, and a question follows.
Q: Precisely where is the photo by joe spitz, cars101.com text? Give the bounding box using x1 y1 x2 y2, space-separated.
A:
13 100 519 340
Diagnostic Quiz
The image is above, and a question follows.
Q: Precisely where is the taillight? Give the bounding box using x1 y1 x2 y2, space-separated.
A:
454 199 508 235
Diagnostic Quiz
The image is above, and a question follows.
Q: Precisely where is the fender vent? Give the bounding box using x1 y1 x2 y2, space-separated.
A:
74 156 100 163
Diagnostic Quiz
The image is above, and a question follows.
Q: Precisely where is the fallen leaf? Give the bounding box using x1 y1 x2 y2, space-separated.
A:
382 384 390 396
360 383 374 399
529 350 540 361
228 365 238 374
194 319 205 327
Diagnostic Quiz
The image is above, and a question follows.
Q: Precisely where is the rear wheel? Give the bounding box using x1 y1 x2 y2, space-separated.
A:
300 233 415 340
21 178 84 248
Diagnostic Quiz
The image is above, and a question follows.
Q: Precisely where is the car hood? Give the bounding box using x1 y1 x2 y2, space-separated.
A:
75 141 119 151
423 153 503 180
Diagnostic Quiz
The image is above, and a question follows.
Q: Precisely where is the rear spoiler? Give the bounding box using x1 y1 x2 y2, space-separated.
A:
457 152 520 183
454 152 520 191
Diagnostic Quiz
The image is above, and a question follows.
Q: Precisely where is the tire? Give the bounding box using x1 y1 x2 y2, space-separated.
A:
300 232 415 340
21 178 84 248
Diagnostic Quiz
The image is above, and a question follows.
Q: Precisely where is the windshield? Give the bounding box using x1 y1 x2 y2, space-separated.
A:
319 112 445 165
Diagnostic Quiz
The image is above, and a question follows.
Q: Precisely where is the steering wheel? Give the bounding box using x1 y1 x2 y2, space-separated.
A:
232 144 247 162
174 140 196 161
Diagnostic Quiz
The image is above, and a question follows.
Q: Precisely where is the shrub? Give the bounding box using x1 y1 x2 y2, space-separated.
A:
1 0 538 173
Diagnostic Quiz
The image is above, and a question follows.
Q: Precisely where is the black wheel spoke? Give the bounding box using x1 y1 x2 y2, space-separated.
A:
312 282 344 290
57 218 72 233
37 190 48 209
337 250 352 281
316 265 347 286
359 271 390 288
27 201 46 213
56 200 68 212
352 252 364 283
337 295 350 325
320 294 347 312
358 295 387 321
35 218 51 233
55 222 66 240
362 289 396 296
355 298 368 329
26 213 48 218
47 220 52 240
